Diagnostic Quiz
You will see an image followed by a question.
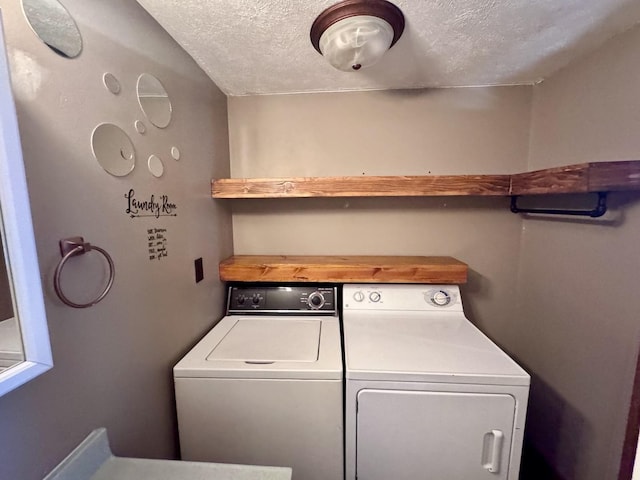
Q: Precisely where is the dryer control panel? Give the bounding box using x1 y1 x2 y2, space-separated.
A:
227 285 337 315
343 284 462 312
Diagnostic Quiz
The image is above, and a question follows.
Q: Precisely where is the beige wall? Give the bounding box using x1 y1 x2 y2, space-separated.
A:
0 1 232 479
513 25 640 480
228 87 532 345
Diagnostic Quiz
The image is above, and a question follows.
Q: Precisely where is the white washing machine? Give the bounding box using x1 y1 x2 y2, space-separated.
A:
343 284 530 480
174 285 343 480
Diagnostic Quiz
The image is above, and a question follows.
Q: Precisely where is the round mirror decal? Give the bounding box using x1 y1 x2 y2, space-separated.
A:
136 74 172 129
102 73 121 94
22 0 83 59
147 155 164 178
134 120 146 135
91 123 136 177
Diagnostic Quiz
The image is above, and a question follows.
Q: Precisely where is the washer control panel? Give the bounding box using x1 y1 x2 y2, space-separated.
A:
344 284 462 311
227 285 337 314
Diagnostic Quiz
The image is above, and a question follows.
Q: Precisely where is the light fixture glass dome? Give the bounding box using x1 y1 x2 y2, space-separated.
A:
310 0 405 73
319 16 394 72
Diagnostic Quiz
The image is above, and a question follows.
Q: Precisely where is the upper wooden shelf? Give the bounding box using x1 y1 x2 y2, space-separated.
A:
211 160 640 198
219 255 468 284
511 161 640 195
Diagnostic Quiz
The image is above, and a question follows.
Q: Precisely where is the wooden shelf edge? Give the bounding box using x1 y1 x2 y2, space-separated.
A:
510 160 640 195
219 255 468 284
510 163 590 195
588 161 640 192
212 175 511 198
212 160 640 199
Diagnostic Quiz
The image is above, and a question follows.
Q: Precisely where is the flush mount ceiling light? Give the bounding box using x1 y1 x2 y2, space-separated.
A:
310 0 405 72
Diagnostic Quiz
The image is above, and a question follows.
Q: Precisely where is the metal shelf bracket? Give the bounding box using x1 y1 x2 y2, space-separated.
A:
510 192 608 218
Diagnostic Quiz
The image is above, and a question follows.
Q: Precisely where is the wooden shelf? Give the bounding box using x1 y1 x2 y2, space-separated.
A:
219 255 468 284
510 161 640 195
211 160 640 199
213 175 511 198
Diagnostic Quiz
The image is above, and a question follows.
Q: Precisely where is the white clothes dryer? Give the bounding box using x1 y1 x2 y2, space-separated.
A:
174 285 343 480
343 284 530 480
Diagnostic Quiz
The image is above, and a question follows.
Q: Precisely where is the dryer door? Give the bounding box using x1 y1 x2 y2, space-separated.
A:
356 389 515 479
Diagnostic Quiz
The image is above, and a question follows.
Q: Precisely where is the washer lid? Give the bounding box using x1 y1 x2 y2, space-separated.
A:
207 319 320 362
174 315 342 380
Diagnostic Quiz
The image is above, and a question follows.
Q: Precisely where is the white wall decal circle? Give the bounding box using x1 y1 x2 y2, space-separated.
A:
147 154 164 178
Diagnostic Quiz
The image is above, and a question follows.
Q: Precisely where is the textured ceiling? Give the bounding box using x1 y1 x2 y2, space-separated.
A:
136 0 640 96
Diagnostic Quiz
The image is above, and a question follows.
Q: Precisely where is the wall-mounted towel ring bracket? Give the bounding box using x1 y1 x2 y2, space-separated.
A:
53 236 115 308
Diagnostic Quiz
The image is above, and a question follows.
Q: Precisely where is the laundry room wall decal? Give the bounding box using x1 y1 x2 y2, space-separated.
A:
124 189 177 218
147 228 168 261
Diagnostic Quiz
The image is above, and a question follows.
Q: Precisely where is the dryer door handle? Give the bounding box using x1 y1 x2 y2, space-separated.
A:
482 429 504 474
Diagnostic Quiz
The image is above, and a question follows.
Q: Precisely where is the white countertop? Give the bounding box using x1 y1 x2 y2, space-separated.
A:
92 458 293 480
44 428 292 480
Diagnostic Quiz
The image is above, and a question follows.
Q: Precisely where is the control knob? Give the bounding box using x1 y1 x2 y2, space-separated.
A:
237 295 246 305
431 290 451 306
353 291 365 302
308 291 325 309
369 291 381 303
252 294 261 305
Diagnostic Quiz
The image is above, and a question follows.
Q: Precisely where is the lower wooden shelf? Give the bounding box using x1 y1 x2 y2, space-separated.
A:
211 160 640 199
219 255 468 284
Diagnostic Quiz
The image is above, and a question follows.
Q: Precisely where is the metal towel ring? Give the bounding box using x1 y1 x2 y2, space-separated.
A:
53 236 115 308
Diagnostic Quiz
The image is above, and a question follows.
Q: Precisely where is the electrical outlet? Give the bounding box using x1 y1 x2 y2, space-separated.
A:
194 257 203 283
